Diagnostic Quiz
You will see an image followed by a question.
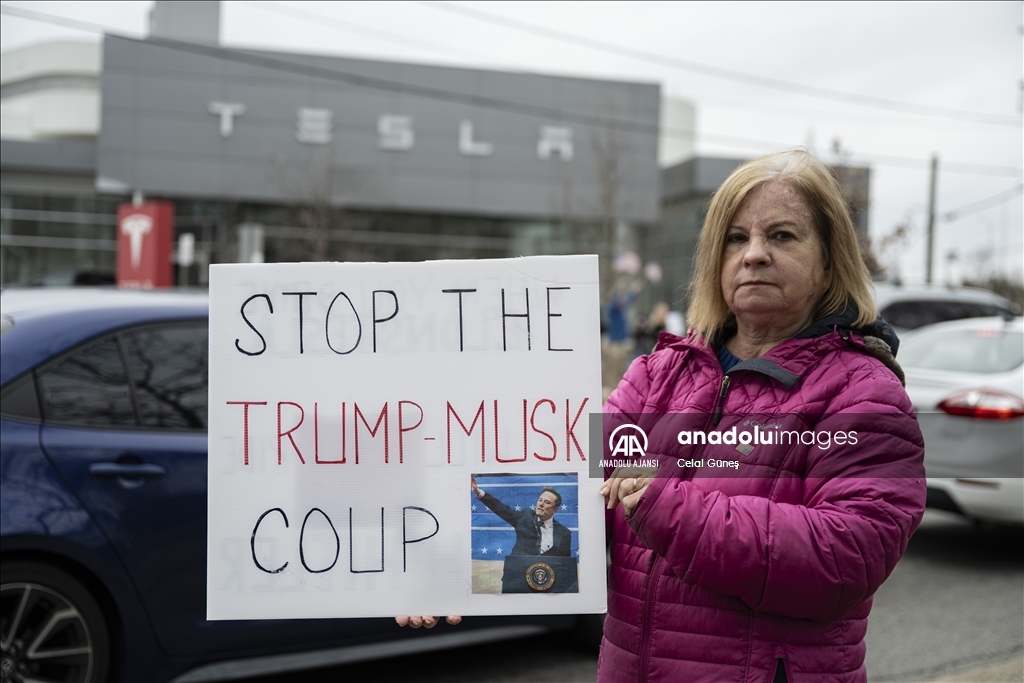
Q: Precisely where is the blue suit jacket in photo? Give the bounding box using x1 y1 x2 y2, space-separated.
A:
478 491 571 557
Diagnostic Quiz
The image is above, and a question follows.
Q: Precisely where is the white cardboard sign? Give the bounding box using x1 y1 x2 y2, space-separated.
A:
207 256 605 619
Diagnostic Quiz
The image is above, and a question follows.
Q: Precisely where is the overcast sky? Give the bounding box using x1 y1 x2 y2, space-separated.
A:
2 1 1021 284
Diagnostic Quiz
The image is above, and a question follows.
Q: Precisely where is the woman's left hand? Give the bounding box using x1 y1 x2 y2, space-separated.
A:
600 467 654 515
395 615 462 629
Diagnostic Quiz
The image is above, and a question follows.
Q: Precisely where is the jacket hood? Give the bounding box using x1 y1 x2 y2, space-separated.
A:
793 302 901 356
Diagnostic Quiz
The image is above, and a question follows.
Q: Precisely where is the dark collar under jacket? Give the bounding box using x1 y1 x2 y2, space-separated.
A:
792 301 901 357
694 302 905 393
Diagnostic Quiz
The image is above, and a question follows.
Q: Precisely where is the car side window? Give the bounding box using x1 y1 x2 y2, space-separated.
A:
0 372 41 422
37 335 137 428
121 322 208 430
881 301 1006 330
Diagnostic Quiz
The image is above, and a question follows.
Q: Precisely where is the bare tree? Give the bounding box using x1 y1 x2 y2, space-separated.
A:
270 147 336 262
588 107 636 298
830 138 883 278
874 211 915 281
856 230 885 279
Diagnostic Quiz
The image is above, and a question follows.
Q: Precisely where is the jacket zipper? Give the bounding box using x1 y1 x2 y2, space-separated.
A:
712 375 731 426
637 554 663 683
637 354 730 681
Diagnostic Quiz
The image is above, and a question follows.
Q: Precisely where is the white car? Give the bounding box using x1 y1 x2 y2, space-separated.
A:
898 315 1024 524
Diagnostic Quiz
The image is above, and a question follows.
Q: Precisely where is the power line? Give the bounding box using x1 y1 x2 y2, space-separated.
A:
846 153 1022 178
0 3 144 36
230 4 1024 178
697 93 1016 132
244 2 1018 134
2 4 1021 179
941 184 1024 222
419 1 1023 128
237 1 490 63
0 5 655 129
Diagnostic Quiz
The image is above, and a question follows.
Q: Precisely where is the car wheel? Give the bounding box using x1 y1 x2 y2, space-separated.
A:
0 561 110 683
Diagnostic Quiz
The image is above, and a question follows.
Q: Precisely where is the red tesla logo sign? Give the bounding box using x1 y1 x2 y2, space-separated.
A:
116 201 174 288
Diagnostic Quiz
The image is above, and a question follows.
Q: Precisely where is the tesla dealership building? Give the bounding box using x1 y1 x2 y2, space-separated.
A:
1 5 867 312
1 23 683 290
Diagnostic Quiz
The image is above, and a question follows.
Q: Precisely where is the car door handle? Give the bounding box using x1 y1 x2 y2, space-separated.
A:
88 463 167 479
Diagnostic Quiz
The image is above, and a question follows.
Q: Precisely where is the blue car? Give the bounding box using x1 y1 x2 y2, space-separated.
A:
0 289 586 683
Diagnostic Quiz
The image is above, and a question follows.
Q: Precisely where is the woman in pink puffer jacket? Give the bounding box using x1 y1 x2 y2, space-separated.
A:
599 150 926 683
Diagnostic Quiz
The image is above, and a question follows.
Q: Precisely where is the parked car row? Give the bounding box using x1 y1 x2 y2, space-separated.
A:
871 283 1022 524
899 315 1024 525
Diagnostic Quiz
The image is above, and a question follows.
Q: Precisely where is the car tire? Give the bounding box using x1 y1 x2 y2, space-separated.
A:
0 561 111 683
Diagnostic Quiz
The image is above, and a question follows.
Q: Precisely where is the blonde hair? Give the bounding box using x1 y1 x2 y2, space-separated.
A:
686 149 877 338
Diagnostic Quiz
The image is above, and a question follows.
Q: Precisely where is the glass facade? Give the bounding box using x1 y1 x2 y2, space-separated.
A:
0 182 121 286
1 178 622 288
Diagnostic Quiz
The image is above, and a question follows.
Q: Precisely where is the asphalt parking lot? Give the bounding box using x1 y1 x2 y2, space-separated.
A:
865 510 1023 682
234 511 1023 683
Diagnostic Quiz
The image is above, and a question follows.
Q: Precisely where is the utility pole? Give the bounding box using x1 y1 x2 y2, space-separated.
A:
925 154 938 284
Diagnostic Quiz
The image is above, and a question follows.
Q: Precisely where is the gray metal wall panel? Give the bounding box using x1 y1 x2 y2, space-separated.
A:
96 36 659 222
694 158 745 196
0 139 97 174
662 157 746 201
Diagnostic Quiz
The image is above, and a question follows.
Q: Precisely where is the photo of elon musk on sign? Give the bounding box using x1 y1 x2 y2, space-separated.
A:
470 473 579 594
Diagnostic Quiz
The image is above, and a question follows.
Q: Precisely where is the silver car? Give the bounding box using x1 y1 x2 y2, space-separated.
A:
899 315 1024 524
873 282 1019 333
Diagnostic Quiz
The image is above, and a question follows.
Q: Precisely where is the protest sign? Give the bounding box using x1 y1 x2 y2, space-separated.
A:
207 256 605 619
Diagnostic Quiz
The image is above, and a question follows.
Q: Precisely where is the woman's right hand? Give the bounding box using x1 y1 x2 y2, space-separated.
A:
395 615 462 629
600 467 656 513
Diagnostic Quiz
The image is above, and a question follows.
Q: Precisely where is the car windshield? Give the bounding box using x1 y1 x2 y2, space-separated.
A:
899 328 1024 373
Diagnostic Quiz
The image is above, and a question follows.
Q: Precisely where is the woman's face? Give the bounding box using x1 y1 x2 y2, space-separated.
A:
720 182 826 332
